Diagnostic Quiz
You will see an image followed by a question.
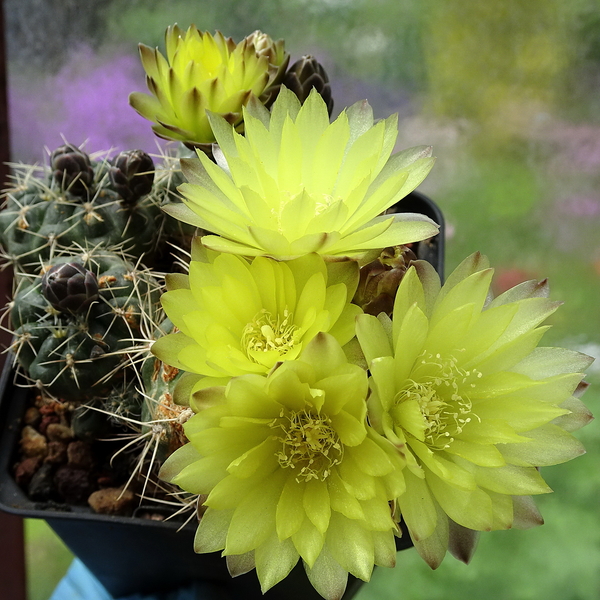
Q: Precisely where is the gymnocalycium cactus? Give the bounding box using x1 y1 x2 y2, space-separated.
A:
0 145 157 270
0 143 199 505
0 143 196 273
9 248 161 401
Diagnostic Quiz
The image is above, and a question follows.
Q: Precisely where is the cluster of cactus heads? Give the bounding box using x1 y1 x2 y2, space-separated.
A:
1 143 198 509
0 143 194 273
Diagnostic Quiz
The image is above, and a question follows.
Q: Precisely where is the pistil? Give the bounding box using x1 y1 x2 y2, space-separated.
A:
242 308 299 361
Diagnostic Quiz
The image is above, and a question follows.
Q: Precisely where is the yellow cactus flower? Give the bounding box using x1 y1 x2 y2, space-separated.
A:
160 334 406 599
164 87 438 261
356 253 593 568
151 242 363 398
129 26 288 146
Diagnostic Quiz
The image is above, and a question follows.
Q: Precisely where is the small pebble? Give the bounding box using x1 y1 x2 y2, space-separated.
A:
20 426 47 458
39 401 62 415
39 415 60 436
23 407 41 428
54 466 94 505
28 463 55 501
46 423 74 443
14 456 42 487
67 441 94 469
44 441 68 465
88 486 136 516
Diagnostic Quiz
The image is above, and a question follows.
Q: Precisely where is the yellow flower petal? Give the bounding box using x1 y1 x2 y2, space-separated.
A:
131 28 284 145
304 478 331 534
255 532 299 594
357 252 592 567
170 88 435 260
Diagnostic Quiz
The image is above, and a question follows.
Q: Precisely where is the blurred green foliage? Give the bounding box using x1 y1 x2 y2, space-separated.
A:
25 520 73 600
423 1 569 132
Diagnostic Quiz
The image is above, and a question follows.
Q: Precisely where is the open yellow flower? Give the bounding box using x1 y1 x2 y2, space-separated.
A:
159 334 406 599
151 242 363 397
129 26 288 145
356 253 593 568
164 87 438 261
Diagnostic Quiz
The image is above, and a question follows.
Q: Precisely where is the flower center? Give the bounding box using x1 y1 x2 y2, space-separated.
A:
314 192 338 215
273 409 343 482
396 352 480 450
242 308 299 361
272 191 343 231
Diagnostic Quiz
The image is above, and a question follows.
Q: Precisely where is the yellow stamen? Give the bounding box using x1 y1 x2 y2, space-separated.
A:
242 308 299 361
272 409 342 482
396 352 480 450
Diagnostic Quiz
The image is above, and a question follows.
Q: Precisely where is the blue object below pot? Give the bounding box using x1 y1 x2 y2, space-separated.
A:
51 558 228 599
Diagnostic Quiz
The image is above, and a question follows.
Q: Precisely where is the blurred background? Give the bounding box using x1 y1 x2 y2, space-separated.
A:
3 0 600 598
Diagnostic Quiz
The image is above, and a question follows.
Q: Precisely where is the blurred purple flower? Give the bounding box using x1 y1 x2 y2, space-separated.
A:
8 46 162 163
557 195 600 218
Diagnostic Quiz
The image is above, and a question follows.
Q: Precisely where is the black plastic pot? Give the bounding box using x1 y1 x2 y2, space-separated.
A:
0 191 444 599
390 190 445 281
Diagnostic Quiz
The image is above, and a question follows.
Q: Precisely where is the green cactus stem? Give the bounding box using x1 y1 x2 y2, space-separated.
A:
139 320 190 462
9 248 161 401
0 148 158 271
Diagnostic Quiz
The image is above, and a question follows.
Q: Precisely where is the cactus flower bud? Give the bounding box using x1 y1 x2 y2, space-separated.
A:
50 144 95 197
244 30 289 107
353 245 416 316
109 149 155 204
244 30 287 69
283 55 334 115
41 262 99 314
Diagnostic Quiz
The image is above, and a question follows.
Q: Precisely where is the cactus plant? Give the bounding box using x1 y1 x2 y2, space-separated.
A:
0 142 200 510
139 319 189 462
67 376 147 445
0 144 197 272
9 248 162 402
